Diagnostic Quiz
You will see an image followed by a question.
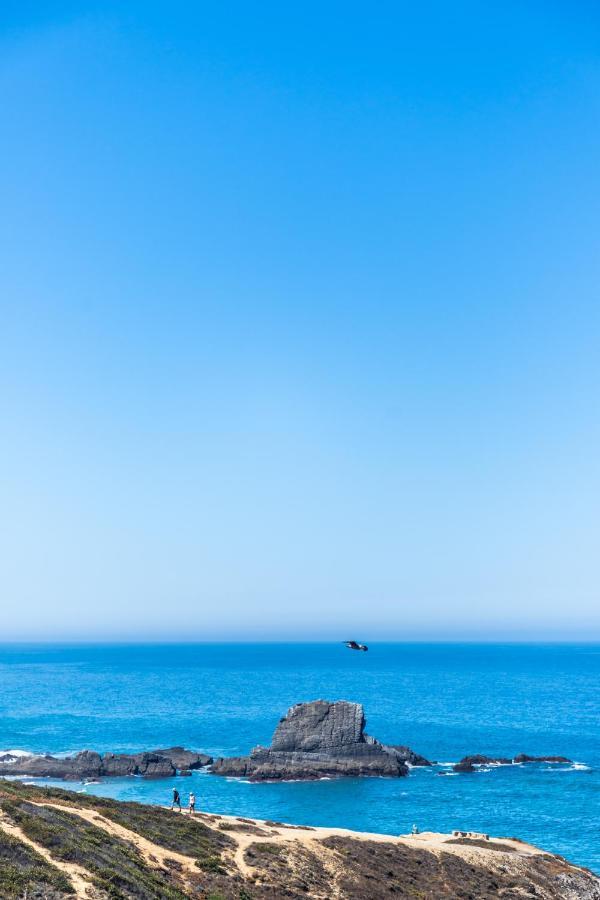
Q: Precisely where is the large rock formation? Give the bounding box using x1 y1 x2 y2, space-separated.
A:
211 699 430 780
0 746 213 780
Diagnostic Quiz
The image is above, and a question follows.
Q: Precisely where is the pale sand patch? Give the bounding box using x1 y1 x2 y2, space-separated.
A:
188 808 546 858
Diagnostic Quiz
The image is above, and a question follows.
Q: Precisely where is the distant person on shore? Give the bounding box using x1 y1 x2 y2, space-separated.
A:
171 788 181 811
189 791 196 815
412 824 419 835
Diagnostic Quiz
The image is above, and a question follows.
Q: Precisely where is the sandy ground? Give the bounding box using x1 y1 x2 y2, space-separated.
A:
0 798 554 898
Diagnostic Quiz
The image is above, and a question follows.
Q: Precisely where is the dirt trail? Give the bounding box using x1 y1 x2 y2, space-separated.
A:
36 802 201 892
0 812 94 899
12 799 548 899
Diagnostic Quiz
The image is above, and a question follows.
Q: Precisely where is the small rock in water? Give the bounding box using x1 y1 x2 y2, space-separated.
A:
453 752 572 773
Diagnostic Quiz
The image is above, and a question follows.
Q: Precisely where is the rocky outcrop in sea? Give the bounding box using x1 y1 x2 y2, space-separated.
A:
0 747 212 780
0 702 572 785
453 753 572 773
210 699 431 780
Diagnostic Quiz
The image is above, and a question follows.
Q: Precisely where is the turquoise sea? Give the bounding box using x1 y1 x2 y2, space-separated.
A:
0 643 598 872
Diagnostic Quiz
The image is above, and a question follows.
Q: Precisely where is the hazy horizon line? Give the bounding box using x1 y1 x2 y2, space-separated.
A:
1 637 600 646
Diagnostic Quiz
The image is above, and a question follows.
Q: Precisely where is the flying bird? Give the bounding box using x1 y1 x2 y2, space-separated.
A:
343 640 368 652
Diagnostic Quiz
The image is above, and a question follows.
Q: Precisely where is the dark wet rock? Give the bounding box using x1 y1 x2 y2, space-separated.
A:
454 753 571 773
0 751 104 780
389 745 432 766
132 752 176 778
101 753 138 776
513 753 571 764
453 755 501 773
151 747 213 769
101 751 175 779
210 700 425 781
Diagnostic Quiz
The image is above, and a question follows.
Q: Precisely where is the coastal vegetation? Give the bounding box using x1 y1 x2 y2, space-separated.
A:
0 778 598 898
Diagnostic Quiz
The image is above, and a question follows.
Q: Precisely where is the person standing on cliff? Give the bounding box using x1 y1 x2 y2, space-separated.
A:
171 788 181 811
189 791 196 815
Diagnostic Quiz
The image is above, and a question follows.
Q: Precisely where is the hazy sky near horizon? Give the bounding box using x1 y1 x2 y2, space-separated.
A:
1 1 599 640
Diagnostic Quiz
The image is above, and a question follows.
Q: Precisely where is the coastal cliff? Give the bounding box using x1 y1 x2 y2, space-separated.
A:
0 779 598 899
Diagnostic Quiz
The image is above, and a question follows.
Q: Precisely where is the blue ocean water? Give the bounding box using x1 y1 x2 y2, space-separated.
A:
0 643 598 872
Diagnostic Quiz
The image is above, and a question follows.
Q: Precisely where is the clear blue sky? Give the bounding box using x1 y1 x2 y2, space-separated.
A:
1 1 599 640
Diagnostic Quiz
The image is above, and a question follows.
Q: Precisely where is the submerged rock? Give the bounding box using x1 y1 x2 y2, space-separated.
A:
513 753 571 764
453 755 504 773
211 700 427 781
453 753 572 773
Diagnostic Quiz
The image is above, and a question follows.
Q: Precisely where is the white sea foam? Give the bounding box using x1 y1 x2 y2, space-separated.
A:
545 762 591 772
0 749 31 761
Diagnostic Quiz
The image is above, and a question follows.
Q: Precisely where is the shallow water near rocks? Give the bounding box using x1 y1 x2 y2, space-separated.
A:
0 642 598 872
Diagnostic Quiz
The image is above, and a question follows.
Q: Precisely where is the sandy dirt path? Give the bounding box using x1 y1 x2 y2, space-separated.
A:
14 798 548 900
35 802 202 893
0 812 94 899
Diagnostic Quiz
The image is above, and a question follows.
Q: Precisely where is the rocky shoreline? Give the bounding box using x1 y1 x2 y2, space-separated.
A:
1 699 572 784
0 746 212 780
